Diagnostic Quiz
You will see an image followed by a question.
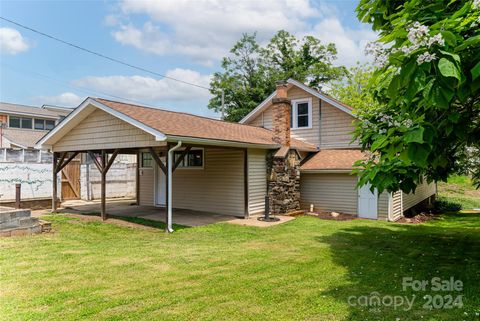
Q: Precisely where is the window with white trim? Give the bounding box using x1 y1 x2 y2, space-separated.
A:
291 98 312 129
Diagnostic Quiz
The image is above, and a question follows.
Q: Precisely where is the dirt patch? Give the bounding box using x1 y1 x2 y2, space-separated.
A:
309 212 358 221
396 212 438 224
64 214 159 231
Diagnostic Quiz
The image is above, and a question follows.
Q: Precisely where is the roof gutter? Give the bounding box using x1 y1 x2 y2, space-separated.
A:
300 169 354 174
165 135 279 149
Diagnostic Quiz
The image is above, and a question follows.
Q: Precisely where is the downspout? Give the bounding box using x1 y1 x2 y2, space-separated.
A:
167 141 182 232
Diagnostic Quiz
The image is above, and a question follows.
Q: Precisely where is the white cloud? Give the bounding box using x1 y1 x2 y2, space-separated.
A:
110 0 329 65
310 18 377 66
72 68 212 102
37 92 84 107
0 28 30 55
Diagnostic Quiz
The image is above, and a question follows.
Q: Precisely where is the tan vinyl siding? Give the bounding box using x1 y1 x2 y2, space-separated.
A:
247 149 267 215
246 88 358 149
249 113 266 127
171 148 245 216
246 87 321 147
390 191 403 221
320 102 358 149
53 109 163 152
377 192 390 221
288 87 320 147
403 180 436 211
300 173 357 215
138 168 154 206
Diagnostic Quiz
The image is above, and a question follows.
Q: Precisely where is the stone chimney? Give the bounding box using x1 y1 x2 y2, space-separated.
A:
272 80 291 146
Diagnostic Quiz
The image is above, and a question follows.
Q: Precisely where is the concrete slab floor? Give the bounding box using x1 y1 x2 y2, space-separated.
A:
33 198 295 228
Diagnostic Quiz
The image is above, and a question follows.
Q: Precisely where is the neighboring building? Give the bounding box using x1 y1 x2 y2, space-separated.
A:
0 102 71 149
36 81 435 226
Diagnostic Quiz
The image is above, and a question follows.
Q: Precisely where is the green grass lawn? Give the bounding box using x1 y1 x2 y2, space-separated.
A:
437 175 480 210
1 212 480 321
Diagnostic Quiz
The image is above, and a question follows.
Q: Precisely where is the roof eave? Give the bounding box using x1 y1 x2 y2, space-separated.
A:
165 135 279 149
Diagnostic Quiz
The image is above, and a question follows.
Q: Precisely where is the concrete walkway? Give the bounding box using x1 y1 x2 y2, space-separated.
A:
41 198 294 228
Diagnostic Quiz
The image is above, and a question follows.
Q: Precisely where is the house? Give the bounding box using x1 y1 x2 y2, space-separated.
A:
0 102 71 149
240 79 436 221
35 79 435 231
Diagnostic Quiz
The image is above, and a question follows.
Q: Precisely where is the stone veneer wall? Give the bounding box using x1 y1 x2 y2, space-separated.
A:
267 149 301 215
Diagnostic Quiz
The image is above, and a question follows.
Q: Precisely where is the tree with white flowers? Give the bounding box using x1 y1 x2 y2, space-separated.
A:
354 0 480 193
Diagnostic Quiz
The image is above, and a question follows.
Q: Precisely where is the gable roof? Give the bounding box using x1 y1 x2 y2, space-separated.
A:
300 149 367 172
0 102 69 119
36 97 317 151
239 78 355 124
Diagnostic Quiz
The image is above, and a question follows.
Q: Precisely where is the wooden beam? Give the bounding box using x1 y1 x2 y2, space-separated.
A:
56 151 79 174
54 152 66 173
52 152 58 212
88 151 103 173
149 147 167 174
100 150 107 221
105 149 120 173
173 146 192 171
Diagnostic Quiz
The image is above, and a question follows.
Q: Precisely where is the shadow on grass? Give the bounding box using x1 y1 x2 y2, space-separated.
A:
71 212 190 231
316 216 480 320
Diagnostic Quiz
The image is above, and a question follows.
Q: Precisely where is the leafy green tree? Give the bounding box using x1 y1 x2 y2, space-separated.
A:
328 63 381 113
209 31 346 122
353 0 480 193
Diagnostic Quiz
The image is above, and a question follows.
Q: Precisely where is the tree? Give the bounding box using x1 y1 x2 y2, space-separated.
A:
328 63 381 113
209 31 346 122
353 0 480 193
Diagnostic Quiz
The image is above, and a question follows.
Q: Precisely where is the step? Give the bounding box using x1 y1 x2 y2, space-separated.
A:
0 208 31 223
0 224 42 237
18 217 40 227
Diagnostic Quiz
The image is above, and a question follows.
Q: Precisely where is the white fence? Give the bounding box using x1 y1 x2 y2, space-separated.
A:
0 148 136 202
80 163 136 200
0 163 53 200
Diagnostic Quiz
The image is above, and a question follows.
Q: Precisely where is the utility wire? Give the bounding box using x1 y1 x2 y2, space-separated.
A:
1 62 160 108
0 16 211 91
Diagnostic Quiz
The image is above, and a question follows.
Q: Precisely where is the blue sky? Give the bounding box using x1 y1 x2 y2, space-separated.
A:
0 0 376 117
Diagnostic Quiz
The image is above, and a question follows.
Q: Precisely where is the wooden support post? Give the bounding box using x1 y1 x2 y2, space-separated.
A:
101 150 107 221
52 152 58 212
15 183 21 209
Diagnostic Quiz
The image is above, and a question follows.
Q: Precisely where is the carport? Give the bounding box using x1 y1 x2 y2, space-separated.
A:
36 97 316 232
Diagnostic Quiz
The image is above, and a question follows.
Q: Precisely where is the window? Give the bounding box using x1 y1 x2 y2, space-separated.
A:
9 117 20 128
45 120 55 130
34 119 56 130
174 149 203 168
141 152 153 168
291 98 312 129
21 118 32 129
34 119 45 130
9 116 33 129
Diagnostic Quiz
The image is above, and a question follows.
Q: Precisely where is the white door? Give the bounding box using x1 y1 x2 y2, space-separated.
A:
358 183 378 219
156 159 166 206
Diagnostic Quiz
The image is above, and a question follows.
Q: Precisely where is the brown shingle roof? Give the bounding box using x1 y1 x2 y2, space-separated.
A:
2 128 48 148
301 149 367 171
94 98 317 151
